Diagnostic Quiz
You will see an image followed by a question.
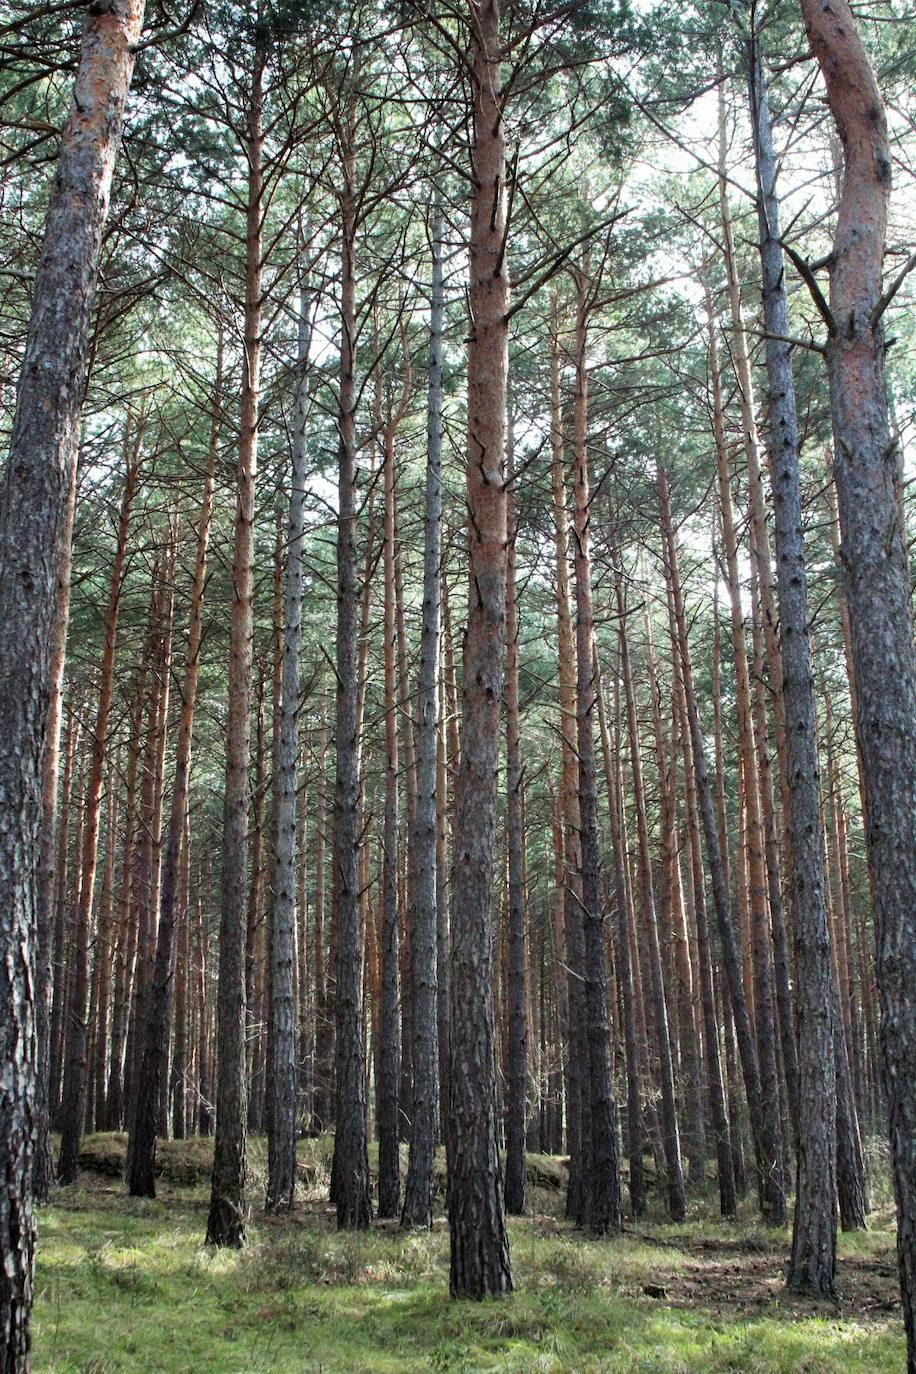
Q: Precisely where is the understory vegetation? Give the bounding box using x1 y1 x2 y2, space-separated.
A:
34 1142 904 1374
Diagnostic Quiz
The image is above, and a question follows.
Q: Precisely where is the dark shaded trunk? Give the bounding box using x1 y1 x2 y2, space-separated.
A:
331 106 371 1230
402 205 444 1229
266 291 311 1212
657 467 737 1218
0 0 145 1357
33 448 78 1201
504 431 529 1218
446 0 512 1298
571 270 621 1235
377 391 402 1221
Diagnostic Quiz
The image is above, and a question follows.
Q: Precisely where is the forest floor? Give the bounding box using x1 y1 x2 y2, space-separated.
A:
32 1134 905 1373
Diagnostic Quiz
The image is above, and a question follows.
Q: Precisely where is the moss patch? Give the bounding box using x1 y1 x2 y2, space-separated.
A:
33 1155 904 1374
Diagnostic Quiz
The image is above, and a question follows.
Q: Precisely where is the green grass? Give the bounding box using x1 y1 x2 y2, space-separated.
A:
32 1143 905 1374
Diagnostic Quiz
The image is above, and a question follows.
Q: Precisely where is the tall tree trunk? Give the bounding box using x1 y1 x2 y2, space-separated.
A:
50 710 80 1131
206 44 265 1248
313 718 330 1132
548 305 586 1222
0 1 144 1354
171 826 191 1142
739 36 837 1290
645 602 706 1188
504 428 530 1218
665 475 778 1222
266 290 312 1212
131 340 220 1196
595 646 646 1219
331 101 371 1230
89 756 119 1132
105 657 145 1129
617 584 684 1222
570 267 621 1234
657 468 736 1217
58 439 140 1184
34 448 78 1201
377 390 402 1220
706 289 786 1224
446 0 512 1298
402 204 444 1229
797 1 916 1343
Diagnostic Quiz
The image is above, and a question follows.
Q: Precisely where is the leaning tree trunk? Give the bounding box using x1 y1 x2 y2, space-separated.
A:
795 0 916 1353
206 45 265 1248
0 0 145 1360
402 203 444 1230
266 290 312 1212
446 0 513 1299
130 341 220 1198
741 31 837 1295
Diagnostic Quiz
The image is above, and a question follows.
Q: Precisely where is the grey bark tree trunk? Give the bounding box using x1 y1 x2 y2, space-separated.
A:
740 31 837 1295
33 449 78 1203
266 290 312 1212
206 44 265 1248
